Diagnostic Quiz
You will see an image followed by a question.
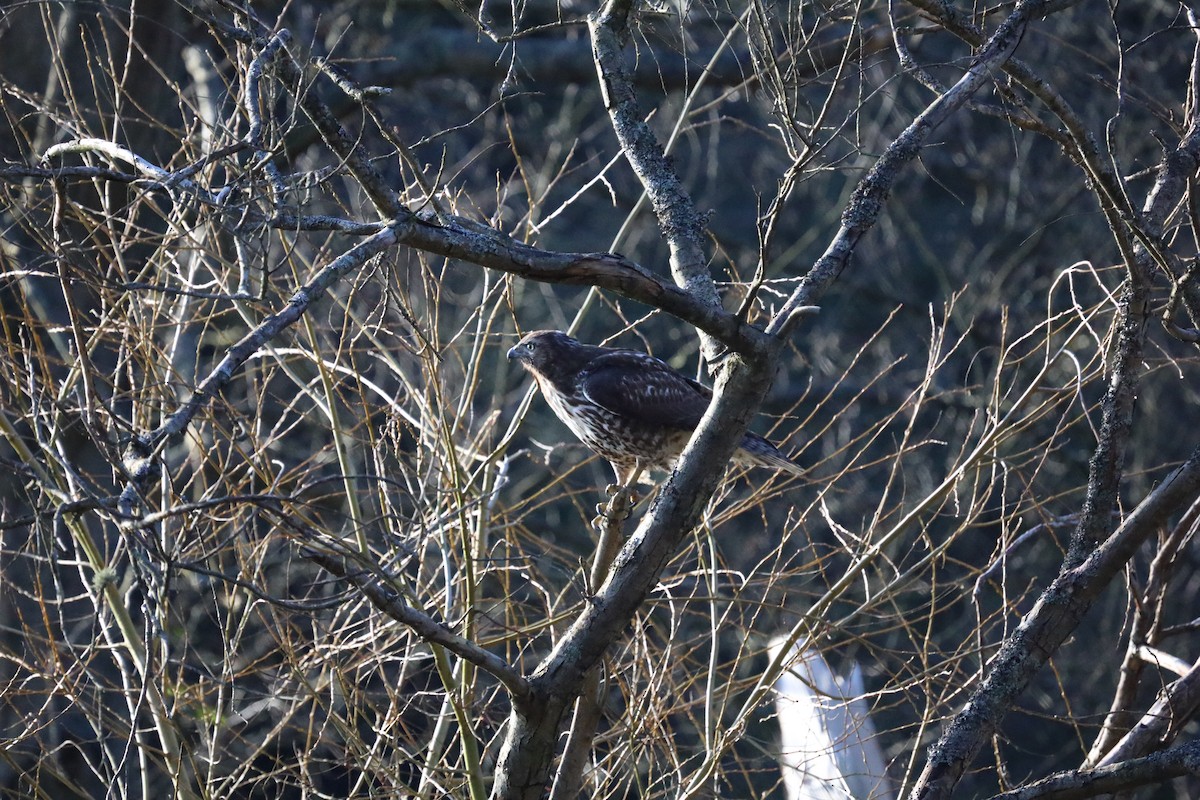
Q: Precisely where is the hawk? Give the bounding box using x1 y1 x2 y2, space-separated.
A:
507 330 804 485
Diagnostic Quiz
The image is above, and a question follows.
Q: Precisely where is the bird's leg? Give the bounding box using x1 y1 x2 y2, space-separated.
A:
592 463 643 532
586 466 644 606
602 482 642 507
603 461 643 501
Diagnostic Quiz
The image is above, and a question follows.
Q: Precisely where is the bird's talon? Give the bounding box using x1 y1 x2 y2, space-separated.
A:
604 483 622 497
593 497 635 530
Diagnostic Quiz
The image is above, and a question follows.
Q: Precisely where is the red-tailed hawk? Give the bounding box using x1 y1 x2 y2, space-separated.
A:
507 330 804 485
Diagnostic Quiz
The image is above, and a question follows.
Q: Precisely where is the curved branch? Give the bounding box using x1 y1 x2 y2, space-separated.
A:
307 550 531 703
39 138 767 354
1095 651 1200 767
589 1 724 363
394 211 767 354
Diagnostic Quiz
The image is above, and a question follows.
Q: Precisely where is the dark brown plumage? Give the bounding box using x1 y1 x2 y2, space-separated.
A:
507 330 803 485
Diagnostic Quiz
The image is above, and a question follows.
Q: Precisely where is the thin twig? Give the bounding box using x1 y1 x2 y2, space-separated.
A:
306 549 531 702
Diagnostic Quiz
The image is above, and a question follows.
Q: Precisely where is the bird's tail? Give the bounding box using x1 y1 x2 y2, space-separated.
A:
737 433 805 477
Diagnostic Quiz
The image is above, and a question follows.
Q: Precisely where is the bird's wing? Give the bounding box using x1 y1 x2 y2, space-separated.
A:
577 351 712 428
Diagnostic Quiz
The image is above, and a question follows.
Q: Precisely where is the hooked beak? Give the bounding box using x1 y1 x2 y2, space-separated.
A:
506 345 523 361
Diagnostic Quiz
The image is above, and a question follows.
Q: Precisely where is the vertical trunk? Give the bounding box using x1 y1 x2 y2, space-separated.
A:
491 692 572 800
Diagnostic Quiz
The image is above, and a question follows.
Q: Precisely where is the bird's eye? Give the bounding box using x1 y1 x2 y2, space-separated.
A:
524 342 536 351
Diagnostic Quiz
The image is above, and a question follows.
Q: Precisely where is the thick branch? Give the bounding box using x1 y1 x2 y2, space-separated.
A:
1068 278 1149 562
43 137 215 197
541 355 775 683
589 1 724 363
989 740 1200 800
1 162 141 184
394 211 767 354
1095 653 1200 766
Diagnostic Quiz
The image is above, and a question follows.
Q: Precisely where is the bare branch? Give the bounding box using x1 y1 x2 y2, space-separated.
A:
1096 652 1200 766
766 0 1050 337
39 138 766 353
989 740 1200 800
8 1 1200 798
492 356 781 799
550 487 636 800
589 1 724 364
913 443 1200 798
117 225 399 512
907 2 1200 792
306 550 532 703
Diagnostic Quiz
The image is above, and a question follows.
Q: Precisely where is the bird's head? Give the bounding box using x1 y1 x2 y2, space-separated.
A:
507 330 576 373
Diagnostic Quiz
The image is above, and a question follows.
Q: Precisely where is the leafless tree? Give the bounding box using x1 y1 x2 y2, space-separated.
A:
2 1 1199 798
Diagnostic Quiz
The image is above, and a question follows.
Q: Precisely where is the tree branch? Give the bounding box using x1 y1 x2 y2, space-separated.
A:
115 225 399 513
393 210 767 353
766 0 1048 337
989 740 1200 800
1095 651 1200 767
38 135 766 351
491 354 779 799
912 443 1200 799
905 2 1200 791
493 2 1054 796
589 0 725 364
548 488 635 800
306 550 532 703
356 24 885 92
